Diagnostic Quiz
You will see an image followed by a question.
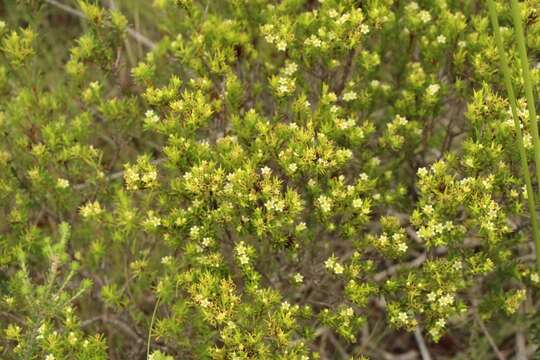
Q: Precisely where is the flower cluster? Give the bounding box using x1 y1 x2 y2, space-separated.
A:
1 0 539 358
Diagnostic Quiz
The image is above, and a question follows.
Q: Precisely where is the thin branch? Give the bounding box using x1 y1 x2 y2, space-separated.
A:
335 49 357 95
374 253 427 282
0 311 25 325
413 327 432 360
374 238 482 282
380 350 419 360
475 315 505 360
72 167 124 190
73 158 166 190
44 0 156 50
516 331 527 360
328 332 348 359
45 0 82 17
81 315 143 344
126 28 156 51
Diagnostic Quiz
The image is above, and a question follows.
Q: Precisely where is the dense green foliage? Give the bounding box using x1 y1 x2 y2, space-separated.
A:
1 0 540 358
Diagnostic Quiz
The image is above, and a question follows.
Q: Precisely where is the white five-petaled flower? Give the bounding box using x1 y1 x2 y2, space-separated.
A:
419 10 432 23
436 35 446 44
261 166 272 176
427 84 440 96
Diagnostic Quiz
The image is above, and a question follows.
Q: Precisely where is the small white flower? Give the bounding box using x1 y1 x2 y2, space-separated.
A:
360 24 370 34
438 294 454 307
305 35 323 48
397 312 408 323
317 195 333 213
161 256 172 265
417 167 428 177
288 163 298 173
79 201 103 218
419 10 432 23
200 298 211 308
239 254 249 265
337 13 350 25
370 80 380 88
3 296 14 306
343 91 358 101
296 222 307 232
142 170 157 185
524 133 533 149
68 331 78 345
408 2 419 11
397 242 408 253
281 301 291 310
277 84 289 95
56 178 70 189
352 198 363 209
334 262 344 274
144 109 160 125
144 211 161 229
202 237 213 247
261 166 272 176
283 62 298 76
427 84 440 96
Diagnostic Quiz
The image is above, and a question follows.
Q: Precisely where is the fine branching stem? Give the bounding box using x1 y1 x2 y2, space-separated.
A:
45 0 156 50
413 327 433 360
487 0 540 272
475 313 505 360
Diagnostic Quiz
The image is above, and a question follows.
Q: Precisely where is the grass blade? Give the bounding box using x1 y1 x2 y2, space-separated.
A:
511 0 540 199
488 0 540 271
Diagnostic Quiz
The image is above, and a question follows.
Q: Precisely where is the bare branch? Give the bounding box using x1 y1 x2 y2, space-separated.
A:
44 0 156 50
413 327 432 360
374 238 482 282
73 158 166 190
475 314 505 360
81 315 144 344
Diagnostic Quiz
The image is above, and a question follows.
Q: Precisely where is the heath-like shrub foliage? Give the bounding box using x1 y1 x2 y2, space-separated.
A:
1 0 540 359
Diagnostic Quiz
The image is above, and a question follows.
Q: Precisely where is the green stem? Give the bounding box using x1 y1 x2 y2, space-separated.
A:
146 296 161 359
511 0 540 200
488 0 540 272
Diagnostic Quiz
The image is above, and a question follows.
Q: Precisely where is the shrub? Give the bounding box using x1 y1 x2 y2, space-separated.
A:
0 0 539 358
